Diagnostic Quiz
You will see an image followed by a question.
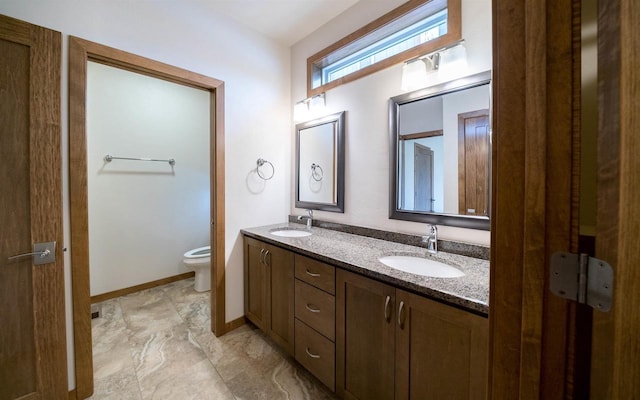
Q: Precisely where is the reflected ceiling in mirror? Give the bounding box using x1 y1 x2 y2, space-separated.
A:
389 71 491 230
296 111 345 212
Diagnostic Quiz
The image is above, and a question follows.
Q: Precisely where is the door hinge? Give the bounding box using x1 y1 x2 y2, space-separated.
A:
550 252 613 312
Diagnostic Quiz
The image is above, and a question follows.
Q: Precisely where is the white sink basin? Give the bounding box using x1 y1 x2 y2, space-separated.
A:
378 255 464 278
270 229 312 238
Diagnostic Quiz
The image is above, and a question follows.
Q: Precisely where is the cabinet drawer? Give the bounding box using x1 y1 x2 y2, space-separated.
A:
295 279 335 341
295 319 335 392
295 254 335 295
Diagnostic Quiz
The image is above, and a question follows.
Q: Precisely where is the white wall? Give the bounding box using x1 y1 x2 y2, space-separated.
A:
291 0 492 245
87 61 211 295
0 0 291 390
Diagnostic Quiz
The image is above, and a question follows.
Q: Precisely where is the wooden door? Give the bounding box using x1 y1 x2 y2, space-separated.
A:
0 15 66 399
590 0 640 397
266 243 295 355
413 143 433 212
458 110 490 216
243 237 268 331
395 290 488 400
336 270 395 400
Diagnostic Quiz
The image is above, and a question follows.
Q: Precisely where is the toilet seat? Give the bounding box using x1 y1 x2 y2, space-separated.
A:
183 246 211 292
184 246 210 259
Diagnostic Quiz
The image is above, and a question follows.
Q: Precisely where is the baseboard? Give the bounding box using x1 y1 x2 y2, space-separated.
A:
90 271 195 304
223 316 246 334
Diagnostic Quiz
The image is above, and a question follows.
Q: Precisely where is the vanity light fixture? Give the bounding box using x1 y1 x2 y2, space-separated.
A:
293 92 326 122
401 53 439 91
400 40 468 91
437 42 469 80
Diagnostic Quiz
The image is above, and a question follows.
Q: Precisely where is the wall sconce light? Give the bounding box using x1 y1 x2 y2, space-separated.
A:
401 40 468 91
294 93 326 122
401 53 439 91
437 43 469 80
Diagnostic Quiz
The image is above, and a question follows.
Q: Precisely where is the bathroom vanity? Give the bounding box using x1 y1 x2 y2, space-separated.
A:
242 223 489 400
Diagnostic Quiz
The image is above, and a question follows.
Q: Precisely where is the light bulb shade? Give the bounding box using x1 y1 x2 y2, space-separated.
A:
293 101 309 122
401 59 430 91
309 93 325 110
438 44 469 80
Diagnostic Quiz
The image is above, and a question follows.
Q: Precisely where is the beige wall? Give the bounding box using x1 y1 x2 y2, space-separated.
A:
0 1 292 389
291 0 493 245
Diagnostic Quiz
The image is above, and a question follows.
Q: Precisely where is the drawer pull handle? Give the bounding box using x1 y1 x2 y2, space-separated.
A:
384 295 391 322
264 250 270 265
305 347 321 359
260 249 265 264
398 301 405 328
305 269 321 277
306 304 321 313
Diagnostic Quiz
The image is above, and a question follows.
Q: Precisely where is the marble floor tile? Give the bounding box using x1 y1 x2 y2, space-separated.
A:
90 277 336 400
119 288 183 338
196 325 337 400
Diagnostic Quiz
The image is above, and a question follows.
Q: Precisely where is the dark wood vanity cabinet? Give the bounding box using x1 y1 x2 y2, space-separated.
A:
243 236 295 355
294 254 336 391
243 235 487 399
336 269 488 400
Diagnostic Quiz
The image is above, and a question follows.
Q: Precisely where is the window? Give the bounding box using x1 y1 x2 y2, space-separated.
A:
307 0 461 96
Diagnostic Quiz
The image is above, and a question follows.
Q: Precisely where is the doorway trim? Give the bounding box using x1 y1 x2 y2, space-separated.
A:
489 0 580 397
68 36 226 399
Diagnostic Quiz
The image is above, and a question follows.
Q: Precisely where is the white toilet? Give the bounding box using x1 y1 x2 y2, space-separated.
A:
183 246 211 292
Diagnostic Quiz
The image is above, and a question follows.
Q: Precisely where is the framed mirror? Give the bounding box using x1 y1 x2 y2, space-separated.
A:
296 111 345 212
389 71 491 230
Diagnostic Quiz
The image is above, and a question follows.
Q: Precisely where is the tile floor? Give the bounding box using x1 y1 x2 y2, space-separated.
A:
89 278 338 400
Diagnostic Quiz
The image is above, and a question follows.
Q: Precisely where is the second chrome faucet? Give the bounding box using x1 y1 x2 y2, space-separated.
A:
297 209 314 229
423 224 438 254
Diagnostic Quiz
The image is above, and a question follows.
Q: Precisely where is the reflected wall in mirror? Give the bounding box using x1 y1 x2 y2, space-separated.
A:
390 71 491 230
296 111 345 212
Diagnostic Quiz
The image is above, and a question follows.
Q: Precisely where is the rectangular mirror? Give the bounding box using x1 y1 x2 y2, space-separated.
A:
296 111 345 212
389 71 491 230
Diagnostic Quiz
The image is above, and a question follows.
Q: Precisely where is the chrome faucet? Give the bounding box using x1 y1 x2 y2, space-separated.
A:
297 209 313 229
423 224 438 254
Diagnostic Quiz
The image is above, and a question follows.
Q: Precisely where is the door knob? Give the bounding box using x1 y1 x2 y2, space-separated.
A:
7 241 56 265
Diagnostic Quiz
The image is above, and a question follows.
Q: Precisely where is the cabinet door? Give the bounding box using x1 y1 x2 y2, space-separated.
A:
244 237 269 331
266 243 295 355
336 270 396 400
395 290 488 400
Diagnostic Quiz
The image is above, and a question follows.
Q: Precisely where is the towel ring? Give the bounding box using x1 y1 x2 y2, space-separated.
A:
311 163 324 181
256 158 275 180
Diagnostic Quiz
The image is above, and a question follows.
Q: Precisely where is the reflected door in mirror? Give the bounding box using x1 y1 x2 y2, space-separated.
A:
458 110 490 216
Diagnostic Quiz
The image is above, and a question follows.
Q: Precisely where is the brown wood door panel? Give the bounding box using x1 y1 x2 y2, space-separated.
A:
244 237 268 331
267 243 295 355
458 110 490 216
336 270 395 400
590 0 640 397
0 14 66 400
395 290 488 400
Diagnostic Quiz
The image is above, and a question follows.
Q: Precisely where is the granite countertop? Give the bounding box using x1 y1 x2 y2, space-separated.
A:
241 223 489 316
